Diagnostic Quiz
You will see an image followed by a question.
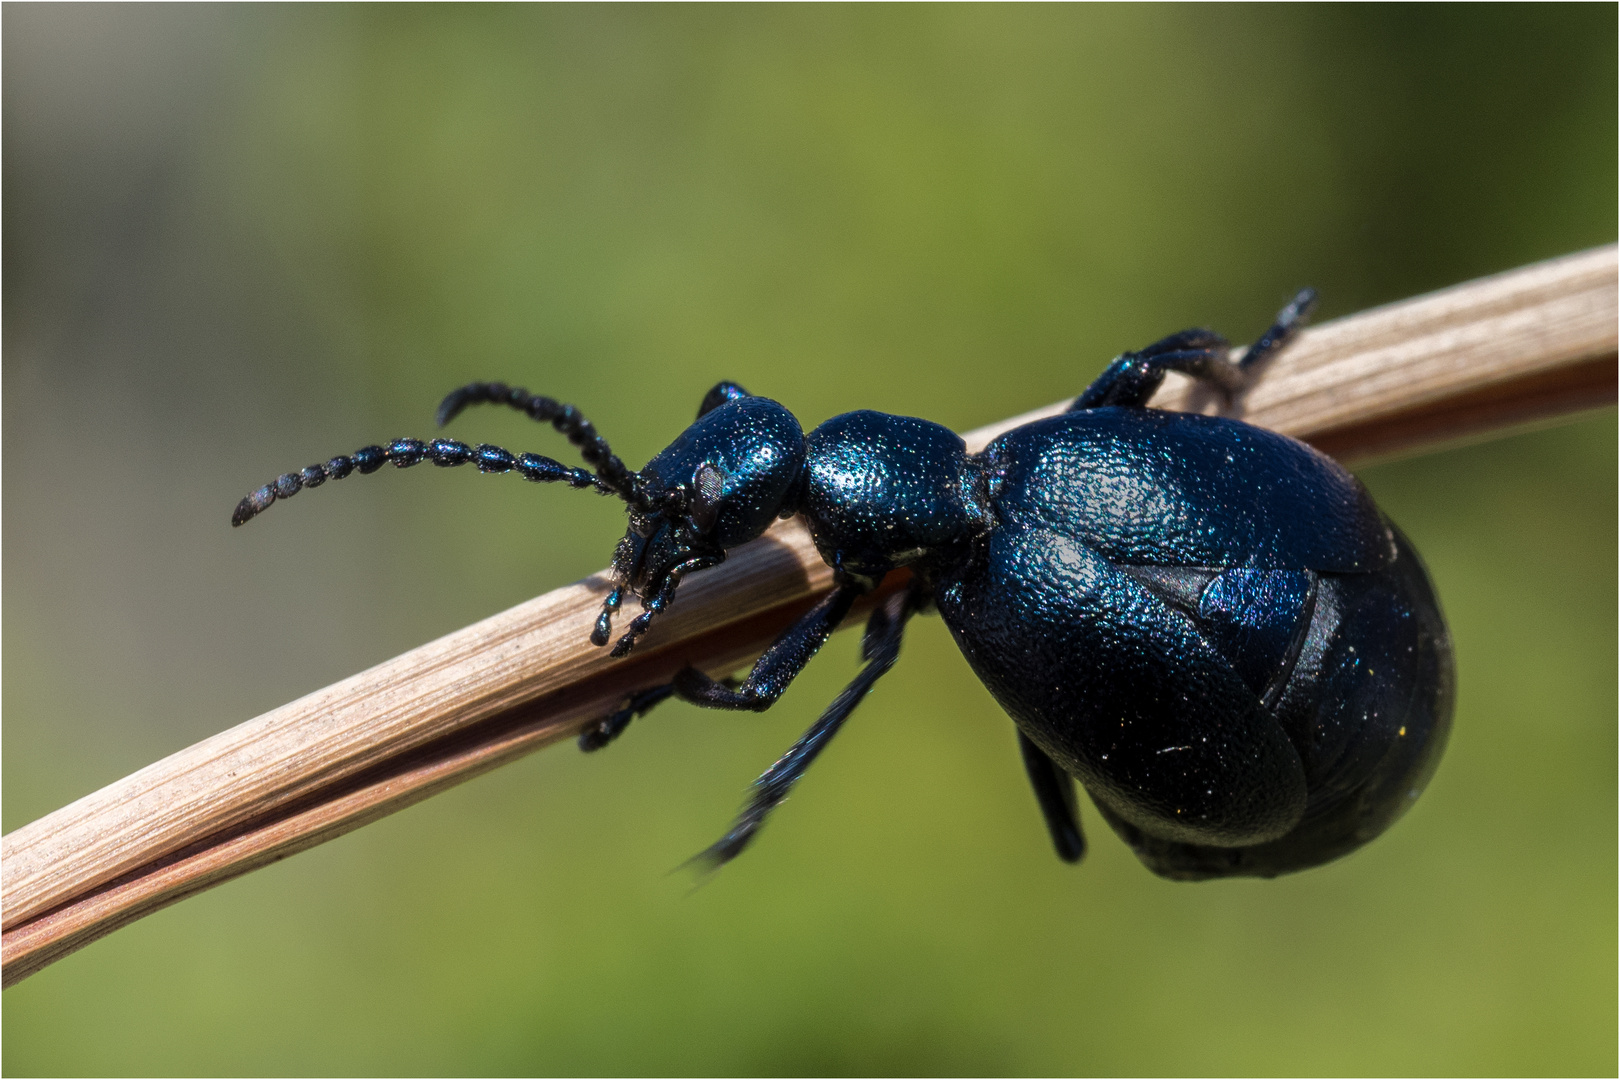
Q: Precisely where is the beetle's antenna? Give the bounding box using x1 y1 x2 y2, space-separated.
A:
684 588 917 874
230 438 609 526
436 382 653 511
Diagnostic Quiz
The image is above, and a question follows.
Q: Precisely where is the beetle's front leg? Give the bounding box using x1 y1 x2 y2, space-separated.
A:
578 684 677 752
673 582 865 711
577 675 742 751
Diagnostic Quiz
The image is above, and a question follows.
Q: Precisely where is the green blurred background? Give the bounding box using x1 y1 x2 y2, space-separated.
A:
3 5 1614 1075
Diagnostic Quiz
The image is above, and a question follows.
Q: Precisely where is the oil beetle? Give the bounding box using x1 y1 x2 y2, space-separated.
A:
233 290 1453 879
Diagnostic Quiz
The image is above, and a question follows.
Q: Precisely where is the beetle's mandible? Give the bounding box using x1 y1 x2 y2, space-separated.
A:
234 290 1453 879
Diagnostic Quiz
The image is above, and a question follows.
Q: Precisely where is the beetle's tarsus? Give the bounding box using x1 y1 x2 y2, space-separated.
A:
1238 287 1319 377
1070 286 1321 411
579 683 678 752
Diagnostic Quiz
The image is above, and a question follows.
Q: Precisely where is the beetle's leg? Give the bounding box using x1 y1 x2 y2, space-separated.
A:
697 381 752 418
1134 327 1231 357
1071 288 1318 410
591 535 641 647
1072 347 1239 409
1016 730 1086 863
579 684 676 751
434 382 643 504
672 582 865 710
1237 287 1318 376
231 437 608 526
688 587 920 870
608 553 725 657
578 676 743 752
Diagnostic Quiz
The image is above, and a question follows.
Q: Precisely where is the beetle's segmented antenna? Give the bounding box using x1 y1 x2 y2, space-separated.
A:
436 382 652 511
230 438 607 526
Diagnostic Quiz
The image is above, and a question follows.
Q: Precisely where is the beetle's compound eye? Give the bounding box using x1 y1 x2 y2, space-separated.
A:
688 462 727 535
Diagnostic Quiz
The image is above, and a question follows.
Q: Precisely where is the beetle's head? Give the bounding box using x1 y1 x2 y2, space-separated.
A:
595 394 806 656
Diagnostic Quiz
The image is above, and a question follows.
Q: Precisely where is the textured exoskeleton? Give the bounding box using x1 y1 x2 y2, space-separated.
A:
235 290 1453 878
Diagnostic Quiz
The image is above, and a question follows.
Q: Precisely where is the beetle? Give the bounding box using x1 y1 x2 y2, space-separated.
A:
233 289 1453 879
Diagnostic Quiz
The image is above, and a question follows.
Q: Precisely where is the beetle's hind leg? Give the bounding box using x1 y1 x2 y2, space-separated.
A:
687 586 921 872
1071 288 1317 410
1238 287 1318 377
1016 731 1086 863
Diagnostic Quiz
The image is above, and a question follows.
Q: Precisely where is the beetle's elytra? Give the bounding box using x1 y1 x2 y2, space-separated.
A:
235 290 1454 879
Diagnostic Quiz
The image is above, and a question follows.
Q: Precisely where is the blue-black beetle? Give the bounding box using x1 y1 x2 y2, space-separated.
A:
234 290 1453 879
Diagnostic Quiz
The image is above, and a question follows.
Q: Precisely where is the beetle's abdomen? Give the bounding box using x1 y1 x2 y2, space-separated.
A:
933 521 1312 850
945 404 1455 879
1093 528 1454 879
982 408 1396 572
1125 565 1319 707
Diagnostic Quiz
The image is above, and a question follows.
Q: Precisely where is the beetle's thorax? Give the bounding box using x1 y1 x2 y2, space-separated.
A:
799 410 989 589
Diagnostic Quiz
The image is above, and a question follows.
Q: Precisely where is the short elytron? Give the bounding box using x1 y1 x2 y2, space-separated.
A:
235 291 1453 879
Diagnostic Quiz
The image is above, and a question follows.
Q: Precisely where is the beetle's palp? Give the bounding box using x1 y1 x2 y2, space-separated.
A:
230 437 609 526
606 552 723 657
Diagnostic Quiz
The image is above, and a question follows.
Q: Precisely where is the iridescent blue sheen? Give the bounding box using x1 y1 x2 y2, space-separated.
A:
233 289 1453 880
933 409 1451 878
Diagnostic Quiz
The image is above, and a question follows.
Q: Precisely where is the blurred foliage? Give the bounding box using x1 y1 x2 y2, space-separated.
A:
3 5 1614 1075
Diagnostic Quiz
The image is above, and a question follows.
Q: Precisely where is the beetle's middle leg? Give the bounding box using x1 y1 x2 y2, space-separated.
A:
1072 288 1317 410
672 582 866 711
688 585 922 870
